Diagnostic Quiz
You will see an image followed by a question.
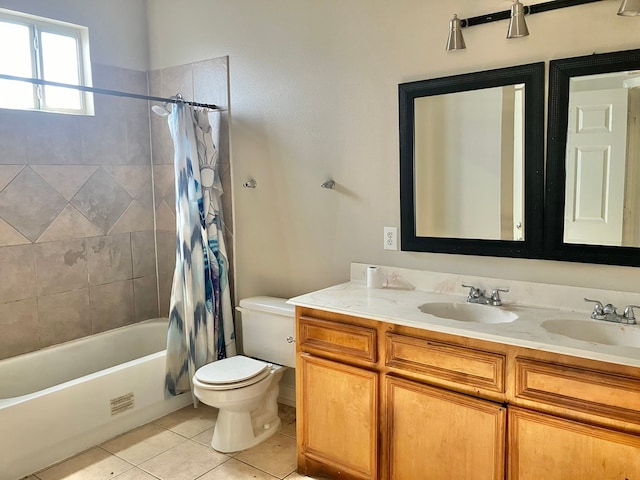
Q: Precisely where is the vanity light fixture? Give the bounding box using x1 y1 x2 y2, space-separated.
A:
446 14 466 51
446 0 621 51
618 0 640 16
507 0 530 38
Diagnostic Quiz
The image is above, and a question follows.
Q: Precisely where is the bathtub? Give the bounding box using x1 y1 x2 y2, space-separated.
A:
0 318 192 480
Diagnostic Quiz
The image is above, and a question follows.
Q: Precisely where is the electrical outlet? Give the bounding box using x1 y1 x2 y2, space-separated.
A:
384 226 398 250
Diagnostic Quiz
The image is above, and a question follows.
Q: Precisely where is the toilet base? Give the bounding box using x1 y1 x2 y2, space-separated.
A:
207 372 283 453
211 409 281 453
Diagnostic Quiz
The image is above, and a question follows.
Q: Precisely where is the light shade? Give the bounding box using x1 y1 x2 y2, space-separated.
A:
618 0 640 16
446 14 466 51
507 0 530 38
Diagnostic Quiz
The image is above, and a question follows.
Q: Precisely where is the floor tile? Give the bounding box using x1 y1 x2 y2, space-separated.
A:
153 404 218 438
191 426 215 447
36 447 133 480
280 419 296 439
112 468 158 480
235 433 297 479
198 458 279 479
100 423 187 465
138 439 229 480
284 473 324 479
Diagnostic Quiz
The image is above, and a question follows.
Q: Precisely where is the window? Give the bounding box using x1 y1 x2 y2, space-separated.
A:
0 8 92 114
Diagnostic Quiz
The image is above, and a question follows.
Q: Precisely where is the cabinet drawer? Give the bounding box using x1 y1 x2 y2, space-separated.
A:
385 333 506 393
299 316 377 363
515 357 640 424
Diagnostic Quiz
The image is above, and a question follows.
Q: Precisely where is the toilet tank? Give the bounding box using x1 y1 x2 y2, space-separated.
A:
236 296 295 368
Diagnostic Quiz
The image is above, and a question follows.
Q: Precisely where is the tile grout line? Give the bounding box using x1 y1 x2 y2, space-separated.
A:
231 455 293 480
191 455 235 480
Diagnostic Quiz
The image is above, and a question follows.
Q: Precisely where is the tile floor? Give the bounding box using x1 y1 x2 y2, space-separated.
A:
24 404 320 480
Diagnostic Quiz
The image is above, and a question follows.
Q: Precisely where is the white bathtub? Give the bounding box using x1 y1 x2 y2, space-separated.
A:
0 318 192 480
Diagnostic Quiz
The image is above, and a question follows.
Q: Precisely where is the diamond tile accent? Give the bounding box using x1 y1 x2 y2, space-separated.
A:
153 164 174 199
37 205 103 243
155 200 176 232
0 165 24 192
137 184 154 210
109 200 155 234
0 218 30 246
104 166 152 198
71 168 133 234
31 165 98 201
0 167 67 241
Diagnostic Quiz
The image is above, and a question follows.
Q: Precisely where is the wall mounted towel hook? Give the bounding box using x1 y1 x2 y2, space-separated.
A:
321 180 335 189
243 179 257 188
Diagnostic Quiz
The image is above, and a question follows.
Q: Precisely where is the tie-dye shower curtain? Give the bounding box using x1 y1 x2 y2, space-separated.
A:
165 103 236 399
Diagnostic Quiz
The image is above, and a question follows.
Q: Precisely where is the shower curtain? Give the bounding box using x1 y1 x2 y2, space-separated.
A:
165 102 236 398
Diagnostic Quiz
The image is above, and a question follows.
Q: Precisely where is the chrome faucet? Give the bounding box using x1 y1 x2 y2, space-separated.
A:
584 298 640 325
463 284 509 306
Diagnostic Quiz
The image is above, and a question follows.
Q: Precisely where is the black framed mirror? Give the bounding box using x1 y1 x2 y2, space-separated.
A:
399 62 545 258
545 49 640 266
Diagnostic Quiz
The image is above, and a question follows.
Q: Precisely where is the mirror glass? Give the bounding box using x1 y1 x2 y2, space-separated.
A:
546 49 640 266
414 84 526 241
400 62 545 258
564 72 640 246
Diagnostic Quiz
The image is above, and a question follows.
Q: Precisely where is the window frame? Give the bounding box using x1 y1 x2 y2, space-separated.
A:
0 8 93 115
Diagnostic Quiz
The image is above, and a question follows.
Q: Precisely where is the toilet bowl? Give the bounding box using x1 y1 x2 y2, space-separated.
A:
192 297 295 453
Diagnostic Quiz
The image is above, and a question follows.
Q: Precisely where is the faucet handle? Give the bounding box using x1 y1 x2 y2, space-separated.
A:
462 284 483 298
584 298 605 318
490 288 509 306
624 305 640 322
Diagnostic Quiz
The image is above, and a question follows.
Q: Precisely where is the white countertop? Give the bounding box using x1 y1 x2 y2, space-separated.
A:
288 264 640 369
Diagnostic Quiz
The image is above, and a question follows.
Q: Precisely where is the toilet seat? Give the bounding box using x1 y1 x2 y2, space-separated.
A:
195 356 272 391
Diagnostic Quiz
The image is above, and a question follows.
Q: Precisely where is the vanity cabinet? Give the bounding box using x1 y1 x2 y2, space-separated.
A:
296 314 379 479
295 307 640 480
385 376 505 480
298 355 378 479
508 407 640 479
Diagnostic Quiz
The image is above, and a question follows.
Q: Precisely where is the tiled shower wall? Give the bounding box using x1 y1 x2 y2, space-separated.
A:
0 57 232 360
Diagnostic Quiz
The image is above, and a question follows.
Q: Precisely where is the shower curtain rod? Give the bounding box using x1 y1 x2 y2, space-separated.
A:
0 73 221 110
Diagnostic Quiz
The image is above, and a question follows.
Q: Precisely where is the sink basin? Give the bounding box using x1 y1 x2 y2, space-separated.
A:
541 319 640 348
418 302 518 324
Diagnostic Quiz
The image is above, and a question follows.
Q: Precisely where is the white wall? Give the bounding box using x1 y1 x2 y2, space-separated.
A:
0 0 149 70
146 0 640 301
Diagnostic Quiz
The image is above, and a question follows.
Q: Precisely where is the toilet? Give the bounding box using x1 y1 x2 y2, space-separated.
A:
192 296 295 453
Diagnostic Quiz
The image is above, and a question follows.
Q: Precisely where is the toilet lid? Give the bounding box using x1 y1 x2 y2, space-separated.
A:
195 355 270 385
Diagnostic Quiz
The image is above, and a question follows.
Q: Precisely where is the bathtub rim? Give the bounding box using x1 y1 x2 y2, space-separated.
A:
0 317 169 407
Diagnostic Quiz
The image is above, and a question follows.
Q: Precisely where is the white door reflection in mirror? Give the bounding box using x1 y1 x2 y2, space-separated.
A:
564 74 635 246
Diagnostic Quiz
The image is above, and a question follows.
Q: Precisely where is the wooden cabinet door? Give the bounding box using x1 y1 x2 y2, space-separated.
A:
509 407 640 480
298 354 378 479
385 376 506 480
